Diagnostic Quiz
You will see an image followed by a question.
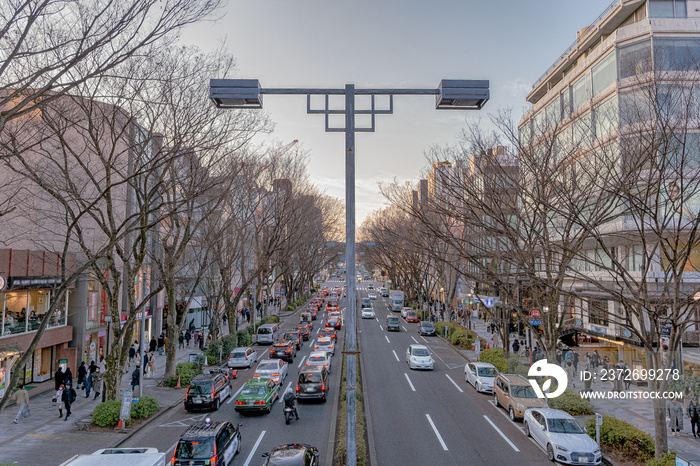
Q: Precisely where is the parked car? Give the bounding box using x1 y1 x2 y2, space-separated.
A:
523 408 602 465
493 374 547 421
465 362 499 393
386 315 400 331
253 359 289 385
418 321 436 336
227 347 258 369
406 344 434 370
405 311 419 323
306 351 332 373
401 307 412 319
296 366 329 402
234 377 279 414
184 373 232 411
172 419 241 466
361 308 375 319
314 337 335 356
271 340 297 362
262 444 319 466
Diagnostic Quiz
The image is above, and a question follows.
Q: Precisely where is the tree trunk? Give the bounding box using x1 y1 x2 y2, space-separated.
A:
164 281 178 379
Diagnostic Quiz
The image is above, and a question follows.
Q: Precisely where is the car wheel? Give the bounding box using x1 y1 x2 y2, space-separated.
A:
509 406 516 421
493 392 499 407
546 443 555 461
524 421 531 437
214 398 220 411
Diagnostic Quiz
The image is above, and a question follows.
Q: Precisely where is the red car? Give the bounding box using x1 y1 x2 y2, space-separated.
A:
405 311 419 323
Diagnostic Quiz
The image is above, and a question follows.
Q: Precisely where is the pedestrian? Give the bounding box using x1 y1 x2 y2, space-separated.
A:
512 339 519 354
573 352 579 374
189 319 195 332
64 367 73 386
178 332 185 349
149 336 157 353
12 384 30 424
687 397 700 438
148 352 155 375
143 352 149 376
193 330 199 348
129 344 136 364
131 365 141 390
199 334 205 350
92 368 102 400
77 361 86 389
133 339 140 355
246 309 250 323
98 355 106 374
54 366 65 391
84 368 93 397
157 333 165 356
668 398 684 436
585 352 591 371
61 383 77 421
565 358 575 388
592 350 601 370
55 383 65 418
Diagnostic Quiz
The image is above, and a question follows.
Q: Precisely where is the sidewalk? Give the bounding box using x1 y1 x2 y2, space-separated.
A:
0 335 208 465
460 317 700 455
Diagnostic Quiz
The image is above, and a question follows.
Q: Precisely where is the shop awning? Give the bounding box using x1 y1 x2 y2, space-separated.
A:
559 329 577 347
0 344 23 359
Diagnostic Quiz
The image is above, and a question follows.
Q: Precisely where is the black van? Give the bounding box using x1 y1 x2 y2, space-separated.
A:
296 366 329 402
184 373 232 411
172 420 241 466
386 315 400 331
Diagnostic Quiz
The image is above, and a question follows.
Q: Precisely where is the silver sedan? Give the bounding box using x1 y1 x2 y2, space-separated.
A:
253 358 288 385
464 362 499 393
306 351 332 373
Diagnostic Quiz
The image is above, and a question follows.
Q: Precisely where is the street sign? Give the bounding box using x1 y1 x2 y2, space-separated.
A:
530 309 540 319
483 298 494 308
120 389 133 421
661 322 672 339
529 318 542 326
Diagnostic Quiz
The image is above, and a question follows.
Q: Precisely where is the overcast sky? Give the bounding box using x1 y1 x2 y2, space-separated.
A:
182 0 614 224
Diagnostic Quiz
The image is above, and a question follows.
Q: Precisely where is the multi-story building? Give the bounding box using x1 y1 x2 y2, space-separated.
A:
518 0 700 360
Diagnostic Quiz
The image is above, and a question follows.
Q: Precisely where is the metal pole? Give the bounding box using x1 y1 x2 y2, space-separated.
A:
344 84 357 466
140 308 145 398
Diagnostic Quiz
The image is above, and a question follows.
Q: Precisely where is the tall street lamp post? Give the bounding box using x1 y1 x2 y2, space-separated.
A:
210 79 489 465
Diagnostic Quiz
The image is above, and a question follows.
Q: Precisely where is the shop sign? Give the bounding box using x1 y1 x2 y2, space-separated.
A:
6 276 62 290
120 308 152 324
590 324 607 336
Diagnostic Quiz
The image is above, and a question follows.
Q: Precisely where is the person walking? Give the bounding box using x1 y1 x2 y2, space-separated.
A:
573 351 579 375
12 384 30 424
669 399 685 436
565 358 575 388
148 352 155 377
62 383 77 421
64 367 73 386
178 332 185 349
77 361 86 390
84 369 93 398
131 365 140 390
157 333 165 356
54 367 65 392
193 331 199 348
149 336 157 353
688 397 700 439
55 384 65 418
613 360 625 392
128 344 136 365
91 368 102 400
185 330 191 347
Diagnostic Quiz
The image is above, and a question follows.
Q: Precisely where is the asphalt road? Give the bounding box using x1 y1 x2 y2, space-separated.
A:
357 287 550 466
121 281 347 465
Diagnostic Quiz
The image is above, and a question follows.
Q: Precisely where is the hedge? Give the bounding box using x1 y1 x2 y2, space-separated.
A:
92 396 159 427
507 356 530 377
647 452 676 466
478 348 508 373
434 321 477 349
165 361 202 387
547 389 592 415
585 415 655 463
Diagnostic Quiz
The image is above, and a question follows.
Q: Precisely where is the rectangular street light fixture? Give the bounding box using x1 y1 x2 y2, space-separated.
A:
436 79 489 110
210 79 263 108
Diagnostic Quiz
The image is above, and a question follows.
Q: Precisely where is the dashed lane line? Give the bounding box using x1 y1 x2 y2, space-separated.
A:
445 374 464 393
483 415 520 452
385 335 390 344
426 414 448 451
297 355 307 368
279 381 292 403
243 430 267 466
402 326 408 332
404 373 416 392
411 336 418 344
392 350 400 362
379 325 384 331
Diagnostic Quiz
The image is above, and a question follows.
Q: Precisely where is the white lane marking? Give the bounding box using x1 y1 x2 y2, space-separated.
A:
309 339 315 349
379 325 384 331
483 415 520 452
227 383 247 404
402 326 408 332
385 335 390 344
243 430 267 466
375 318 379 322
316 327 320 334
279 381 292 403
445 374 464 393
392 350 400 362
421 336 428 343
297 355 307 368
411 336 418 343
259 349 269 359
404 373 416 392
426 414 448 451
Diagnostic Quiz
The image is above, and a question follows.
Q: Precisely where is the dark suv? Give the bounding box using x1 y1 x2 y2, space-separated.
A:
184 373 232 411
296 366 329 402
172 420 241 466
271 340 296 362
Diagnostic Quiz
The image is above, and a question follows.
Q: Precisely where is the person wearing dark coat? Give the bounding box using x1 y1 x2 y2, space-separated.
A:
54 367 65 391
130 366 140 390
149 336 157 353
157 334 165 355
61 383 77 421
688 397 700 438
185 330 191 347
64 367 73 386
77 361 86 389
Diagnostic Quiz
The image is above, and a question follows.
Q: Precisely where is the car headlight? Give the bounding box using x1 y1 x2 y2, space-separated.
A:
517 403 526 411
594 448 600 454
555 444 569 452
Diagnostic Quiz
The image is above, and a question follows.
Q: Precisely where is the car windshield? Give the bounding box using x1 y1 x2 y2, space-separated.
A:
412 348 430 356
478 367 498 377
230 351 245 359
511 385 539 398
258 328 271 334
422 323 434 329
284 333 297 340
388 318 398 324
547 418 585 434
176 438 215 459
241 386 266 396
299 372 322 383
189 381 213 394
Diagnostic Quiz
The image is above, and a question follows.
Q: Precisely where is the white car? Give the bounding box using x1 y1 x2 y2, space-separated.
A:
401 307 413 319
253 358 288 385
306 351 332 373
314 337 335 356
524 408 602 465
227 347 258 368
368 292 377 300
405 344 434 370
361 308 375 319
464 362 499 393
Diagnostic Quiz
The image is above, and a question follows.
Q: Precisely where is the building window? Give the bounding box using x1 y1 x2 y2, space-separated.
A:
592 52 617 97
589 299 608 326
654 38 700 71
594 96 618 139
648 0 687 18
618 39 651 79
572 74 591 112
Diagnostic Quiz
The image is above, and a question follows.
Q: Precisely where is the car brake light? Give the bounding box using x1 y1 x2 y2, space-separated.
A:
271 373 279 377
254 400 266 405
296 384 300 392
235 400 245 405
171 453 176 464
321 384 326 391
254 373 260 377
210 454 217 465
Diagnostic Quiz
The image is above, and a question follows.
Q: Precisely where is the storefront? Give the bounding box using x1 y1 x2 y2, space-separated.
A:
0 344 22 398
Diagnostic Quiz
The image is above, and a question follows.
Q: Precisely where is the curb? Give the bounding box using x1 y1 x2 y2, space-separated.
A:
358 332 378 466
113 392 186 447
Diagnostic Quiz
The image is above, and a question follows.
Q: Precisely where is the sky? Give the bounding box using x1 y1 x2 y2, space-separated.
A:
181 0 615 225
